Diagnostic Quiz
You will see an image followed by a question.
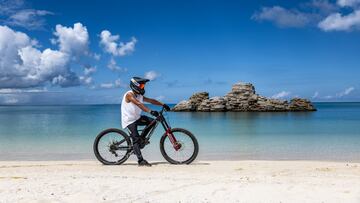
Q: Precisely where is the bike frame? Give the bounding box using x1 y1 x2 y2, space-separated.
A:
139 108 181 151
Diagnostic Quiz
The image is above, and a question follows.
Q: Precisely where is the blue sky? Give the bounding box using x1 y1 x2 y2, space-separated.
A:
0 0 359 104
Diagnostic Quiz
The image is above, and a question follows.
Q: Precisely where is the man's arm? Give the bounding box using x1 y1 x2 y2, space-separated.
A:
126 92 151 113
143 96 164 106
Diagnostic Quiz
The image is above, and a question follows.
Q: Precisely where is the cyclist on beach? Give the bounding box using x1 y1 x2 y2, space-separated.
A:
121 77 171 167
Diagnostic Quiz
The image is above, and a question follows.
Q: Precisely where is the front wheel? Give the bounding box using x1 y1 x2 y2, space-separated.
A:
160 128 199 164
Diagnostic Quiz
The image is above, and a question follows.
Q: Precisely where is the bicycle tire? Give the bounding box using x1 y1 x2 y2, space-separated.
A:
160 128 199 164
93 128 131 165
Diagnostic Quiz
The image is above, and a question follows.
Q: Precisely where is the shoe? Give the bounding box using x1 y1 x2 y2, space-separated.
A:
138 159 152 167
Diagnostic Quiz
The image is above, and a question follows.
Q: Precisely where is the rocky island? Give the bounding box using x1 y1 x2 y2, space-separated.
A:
172 82 316 112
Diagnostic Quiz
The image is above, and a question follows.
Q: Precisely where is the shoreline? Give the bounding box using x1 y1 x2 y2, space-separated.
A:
2 158 360 163
1 160 360 202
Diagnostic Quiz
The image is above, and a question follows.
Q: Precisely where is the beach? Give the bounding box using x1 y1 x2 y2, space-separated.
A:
1 160 360 203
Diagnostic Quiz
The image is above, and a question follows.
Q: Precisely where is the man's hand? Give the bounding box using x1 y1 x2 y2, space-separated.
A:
163 104 171 111
150 110 159 117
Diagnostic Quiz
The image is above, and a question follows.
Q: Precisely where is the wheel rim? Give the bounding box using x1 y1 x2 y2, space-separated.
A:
163 132 195 163
97 132 129 163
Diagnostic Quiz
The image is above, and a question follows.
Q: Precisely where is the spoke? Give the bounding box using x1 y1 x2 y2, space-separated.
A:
97 132 129 163
163 132 195 163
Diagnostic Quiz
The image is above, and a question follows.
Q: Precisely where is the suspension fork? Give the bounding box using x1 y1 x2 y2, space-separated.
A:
159 115 181 151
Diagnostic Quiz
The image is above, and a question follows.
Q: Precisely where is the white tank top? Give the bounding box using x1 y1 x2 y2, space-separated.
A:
121 90 144 129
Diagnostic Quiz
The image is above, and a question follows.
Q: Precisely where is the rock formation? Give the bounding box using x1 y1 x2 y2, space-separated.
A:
172 82 316 112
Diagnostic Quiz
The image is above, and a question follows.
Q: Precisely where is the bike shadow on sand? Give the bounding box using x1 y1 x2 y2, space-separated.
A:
121 161 210 166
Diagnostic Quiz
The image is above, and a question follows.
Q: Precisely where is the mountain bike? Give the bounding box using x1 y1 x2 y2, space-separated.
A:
93 107 199 165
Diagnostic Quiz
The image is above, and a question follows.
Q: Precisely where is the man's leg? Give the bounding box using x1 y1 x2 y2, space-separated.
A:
127 121 144 161
137 115 155 138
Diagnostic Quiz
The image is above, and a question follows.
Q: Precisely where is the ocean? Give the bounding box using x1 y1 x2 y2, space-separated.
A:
0 103 359 161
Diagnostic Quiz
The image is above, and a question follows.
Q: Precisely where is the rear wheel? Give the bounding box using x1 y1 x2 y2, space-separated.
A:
160 128 199 164
93 128 131 165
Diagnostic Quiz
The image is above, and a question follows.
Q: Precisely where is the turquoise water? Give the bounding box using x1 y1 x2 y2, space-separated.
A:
0 103 359 161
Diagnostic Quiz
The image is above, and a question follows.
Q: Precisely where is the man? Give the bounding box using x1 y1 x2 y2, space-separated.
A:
121 77 170 167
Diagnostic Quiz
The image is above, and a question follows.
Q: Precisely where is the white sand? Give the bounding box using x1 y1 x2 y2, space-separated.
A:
0 160 360 203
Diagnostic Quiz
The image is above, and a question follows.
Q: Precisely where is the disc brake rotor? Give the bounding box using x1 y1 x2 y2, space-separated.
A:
175 141 185 151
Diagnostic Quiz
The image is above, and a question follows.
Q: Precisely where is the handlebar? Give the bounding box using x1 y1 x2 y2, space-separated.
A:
150 106 169 119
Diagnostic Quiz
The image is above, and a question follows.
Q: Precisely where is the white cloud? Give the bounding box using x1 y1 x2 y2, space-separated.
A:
51 73 80 87
253 1 360 32
0 88 48 93
0 0 52 30
337 0 360 7
156 95 165 100
271 91 291 99
321 87 355 99
98 78 125 89
337 86 355 97
312 91 319 99
107 58 127 72
3 96 19 104
93 53 101 60
0 93 33 104
79 66 96 86
114 79 123 88
144 71 160 81
252 6 312 28
0 0 24 14
0 25 67 88
99 30 137 57
100 83 114 89
53 23 89 56
318 10 360 31
309 0 339 14
7 9 53 30
84 66 96 76
0 24 89 88
79 76 93 85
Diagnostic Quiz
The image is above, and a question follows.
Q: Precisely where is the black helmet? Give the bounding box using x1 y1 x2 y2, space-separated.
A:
130 77 150 95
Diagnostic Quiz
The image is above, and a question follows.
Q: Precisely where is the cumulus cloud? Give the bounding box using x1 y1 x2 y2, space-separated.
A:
107 58 127 72
99 30 137 57
252 6 312 28
53 23 89 56
79 66 96 86
0 24 90 89
271 91 291 99
0 0 52 30
144 71 160 81
318 10 360 31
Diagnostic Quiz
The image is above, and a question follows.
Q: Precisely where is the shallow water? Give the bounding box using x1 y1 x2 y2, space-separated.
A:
0 103 359 161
